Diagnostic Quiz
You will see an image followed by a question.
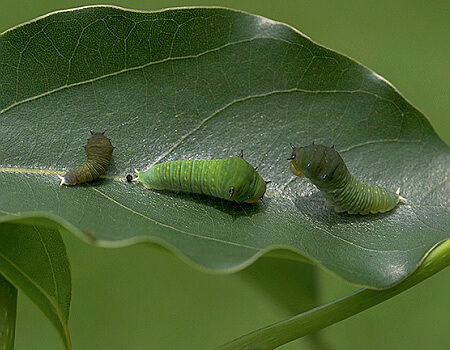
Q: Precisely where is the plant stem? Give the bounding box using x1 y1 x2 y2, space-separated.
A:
0 274 17 350
216 239 450 350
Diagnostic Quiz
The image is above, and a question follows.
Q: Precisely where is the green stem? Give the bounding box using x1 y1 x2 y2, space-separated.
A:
0 274 17 350
216 239 450 350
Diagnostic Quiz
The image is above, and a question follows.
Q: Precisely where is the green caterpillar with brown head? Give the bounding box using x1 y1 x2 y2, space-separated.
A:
289 143 403 215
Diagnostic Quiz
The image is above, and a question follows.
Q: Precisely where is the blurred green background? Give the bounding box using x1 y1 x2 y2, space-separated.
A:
2 1 449 349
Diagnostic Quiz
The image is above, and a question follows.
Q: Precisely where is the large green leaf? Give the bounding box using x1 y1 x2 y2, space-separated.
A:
0 217 72 349
1 6 449 289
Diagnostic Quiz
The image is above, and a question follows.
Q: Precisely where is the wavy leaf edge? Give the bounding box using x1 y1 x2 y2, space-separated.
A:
1 212 447 291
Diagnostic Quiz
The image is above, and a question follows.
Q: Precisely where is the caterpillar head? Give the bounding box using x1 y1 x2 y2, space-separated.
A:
289 143 347 187
242 180 267 203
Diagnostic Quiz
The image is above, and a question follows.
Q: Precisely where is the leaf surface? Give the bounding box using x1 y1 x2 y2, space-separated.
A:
1 6 449 288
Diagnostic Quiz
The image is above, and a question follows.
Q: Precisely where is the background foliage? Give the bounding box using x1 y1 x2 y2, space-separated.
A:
1 1 449 349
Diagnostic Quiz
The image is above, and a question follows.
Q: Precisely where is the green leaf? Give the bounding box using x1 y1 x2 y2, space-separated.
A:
0 274 17 350
239 258 319 315
0 217 72 350
1 6 449 289
216 238 450 349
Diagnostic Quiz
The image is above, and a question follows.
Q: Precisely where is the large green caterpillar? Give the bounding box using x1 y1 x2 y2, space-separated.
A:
59 131 114 186
289 143 403 214
137 153 267 203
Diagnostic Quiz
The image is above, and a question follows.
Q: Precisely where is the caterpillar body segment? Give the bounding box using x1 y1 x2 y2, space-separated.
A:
289 144 400 215
137 156 266 203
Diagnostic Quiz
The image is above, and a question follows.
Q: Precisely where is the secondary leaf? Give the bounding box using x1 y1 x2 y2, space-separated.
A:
0 274 17 350
0 217 72 349
1 6 449 288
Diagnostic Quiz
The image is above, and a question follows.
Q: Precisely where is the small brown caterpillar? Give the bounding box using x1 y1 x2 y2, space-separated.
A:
59 131 114 186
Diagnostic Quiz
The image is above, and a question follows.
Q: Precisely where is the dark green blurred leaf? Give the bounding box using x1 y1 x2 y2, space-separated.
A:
217 238 450 350
239 258 319 315
1 6 449 289
0 274 17 350
0 217 71 349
